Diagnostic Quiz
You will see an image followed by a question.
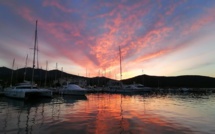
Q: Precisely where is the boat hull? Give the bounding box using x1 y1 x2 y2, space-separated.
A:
4 89 52 99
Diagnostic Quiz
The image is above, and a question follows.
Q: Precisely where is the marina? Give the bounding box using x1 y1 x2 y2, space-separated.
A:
1 1 215 133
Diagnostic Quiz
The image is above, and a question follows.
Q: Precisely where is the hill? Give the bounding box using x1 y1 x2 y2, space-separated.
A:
1 66 215 88
122 75 215 88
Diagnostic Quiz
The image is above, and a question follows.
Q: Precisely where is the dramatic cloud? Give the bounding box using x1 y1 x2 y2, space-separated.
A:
1 0 215 79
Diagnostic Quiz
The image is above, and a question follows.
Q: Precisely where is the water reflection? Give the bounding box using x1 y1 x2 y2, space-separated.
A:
0 93 215 134
0 97 51 134
62 95 87 104
0 95 87 134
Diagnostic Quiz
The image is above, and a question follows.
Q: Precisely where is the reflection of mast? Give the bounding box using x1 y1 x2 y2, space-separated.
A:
17 107 23 134
144 98 146 114
2 103 10 132
40 102 45 126
25 106 37 134
120 94 124 134
25 107 30 133
51 96 62 121
57 100 61 119
31 106 38 133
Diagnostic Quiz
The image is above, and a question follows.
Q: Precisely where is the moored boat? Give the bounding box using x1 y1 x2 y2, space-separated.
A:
124 84 152 92
59 83 87 96
4 20 52 100
4 81 52 99
107 81 151 93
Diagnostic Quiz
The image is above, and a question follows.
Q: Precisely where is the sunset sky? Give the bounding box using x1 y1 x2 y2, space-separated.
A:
0 0 215 80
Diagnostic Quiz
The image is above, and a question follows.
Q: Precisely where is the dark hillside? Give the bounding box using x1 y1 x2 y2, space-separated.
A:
1 67 215 88
122 75 215 88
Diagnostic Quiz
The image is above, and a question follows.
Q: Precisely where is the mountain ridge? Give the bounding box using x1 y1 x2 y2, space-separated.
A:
1 66 215 88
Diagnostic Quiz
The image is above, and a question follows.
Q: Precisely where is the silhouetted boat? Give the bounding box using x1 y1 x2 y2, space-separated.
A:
4 20 52 99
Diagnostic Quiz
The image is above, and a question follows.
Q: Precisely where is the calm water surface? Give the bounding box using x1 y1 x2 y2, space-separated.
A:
0 93 215 134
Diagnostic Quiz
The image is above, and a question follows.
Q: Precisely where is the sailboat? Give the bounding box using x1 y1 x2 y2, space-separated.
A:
107 46 151 93
4 20 53 99
107 46 127 93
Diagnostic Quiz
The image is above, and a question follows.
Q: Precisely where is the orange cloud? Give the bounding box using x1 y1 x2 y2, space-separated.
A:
2 0 215 78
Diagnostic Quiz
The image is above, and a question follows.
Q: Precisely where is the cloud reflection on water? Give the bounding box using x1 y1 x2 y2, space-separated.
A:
0 93 215 133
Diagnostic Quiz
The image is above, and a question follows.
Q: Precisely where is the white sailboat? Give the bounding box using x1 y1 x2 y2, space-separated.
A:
4 20 52 99
107 46 151 93
107 46 128 93
4 81 52 99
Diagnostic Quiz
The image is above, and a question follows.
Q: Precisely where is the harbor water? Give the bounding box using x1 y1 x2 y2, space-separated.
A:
0 93 215 134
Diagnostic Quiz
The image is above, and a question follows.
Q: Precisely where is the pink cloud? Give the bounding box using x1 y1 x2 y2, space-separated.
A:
86 1 174 72
2 0 215 78
165 0 185 15
188 13 215 34
0 1 174 73
42 0 77 13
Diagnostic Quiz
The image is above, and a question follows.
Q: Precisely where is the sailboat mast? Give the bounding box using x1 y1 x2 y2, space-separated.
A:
36 34 39 69
32 20 38 85
24 54 28 81
119 46 122 81
45 61 48 87
10 58 15 86
61 67 63 79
